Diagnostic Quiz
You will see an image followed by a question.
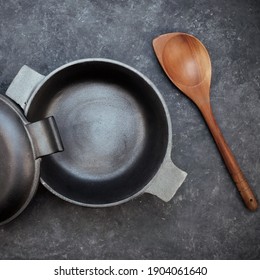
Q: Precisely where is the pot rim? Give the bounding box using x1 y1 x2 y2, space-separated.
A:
25 58 173 207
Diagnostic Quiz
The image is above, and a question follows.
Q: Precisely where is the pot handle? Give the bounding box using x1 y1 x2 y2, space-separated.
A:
26 117 64 159
6 65 45 109
6 66 63 158
145 157 187 202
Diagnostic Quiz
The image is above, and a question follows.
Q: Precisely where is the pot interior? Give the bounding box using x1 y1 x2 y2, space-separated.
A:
27 61 169 205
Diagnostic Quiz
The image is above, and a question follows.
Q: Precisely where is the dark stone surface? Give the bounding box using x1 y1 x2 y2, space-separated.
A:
0 0 260 259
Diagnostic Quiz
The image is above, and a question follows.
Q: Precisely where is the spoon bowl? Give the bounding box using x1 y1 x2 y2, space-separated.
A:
153 32 258 211
163 34 210 87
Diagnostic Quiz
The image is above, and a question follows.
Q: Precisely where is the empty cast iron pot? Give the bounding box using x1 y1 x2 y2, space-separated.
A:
0 94 63 225
6 59 187 207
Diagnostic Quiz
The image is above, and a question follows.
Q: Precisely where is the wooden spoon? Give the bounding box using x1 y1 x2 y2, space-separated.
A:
153 32 258 211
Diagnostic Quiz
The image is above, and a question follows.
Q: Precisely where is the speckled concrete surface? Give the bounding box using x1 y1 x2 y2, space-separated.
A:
0 0 260 259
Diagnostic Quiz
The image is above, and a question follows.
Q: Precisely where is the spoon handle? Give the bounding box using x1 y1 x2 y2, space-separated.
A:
199 103 258 211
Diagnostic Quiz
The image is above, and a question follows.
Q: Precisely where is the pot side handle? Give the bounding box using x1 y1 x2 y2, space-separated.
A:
26 117 64 159
145 157 187 202
6 65 45 110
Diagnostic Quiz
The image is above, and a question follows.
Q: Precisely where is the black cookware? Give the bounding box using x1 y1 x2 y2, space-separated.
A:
0 94 63 225
1 59 186 224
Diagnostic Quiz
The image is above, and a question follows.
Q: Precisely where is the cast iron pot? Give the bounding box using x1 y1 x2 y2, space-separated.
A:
0 94 63 225
5 59 187 208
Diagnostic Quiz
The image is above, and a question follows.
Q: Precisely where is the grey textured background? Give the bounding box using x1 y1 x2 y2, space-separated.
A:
0 0 260 259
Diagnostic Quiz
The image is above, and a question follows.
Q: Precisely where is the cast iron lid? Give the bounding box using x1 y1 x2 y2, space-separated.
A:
0 94 63 225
